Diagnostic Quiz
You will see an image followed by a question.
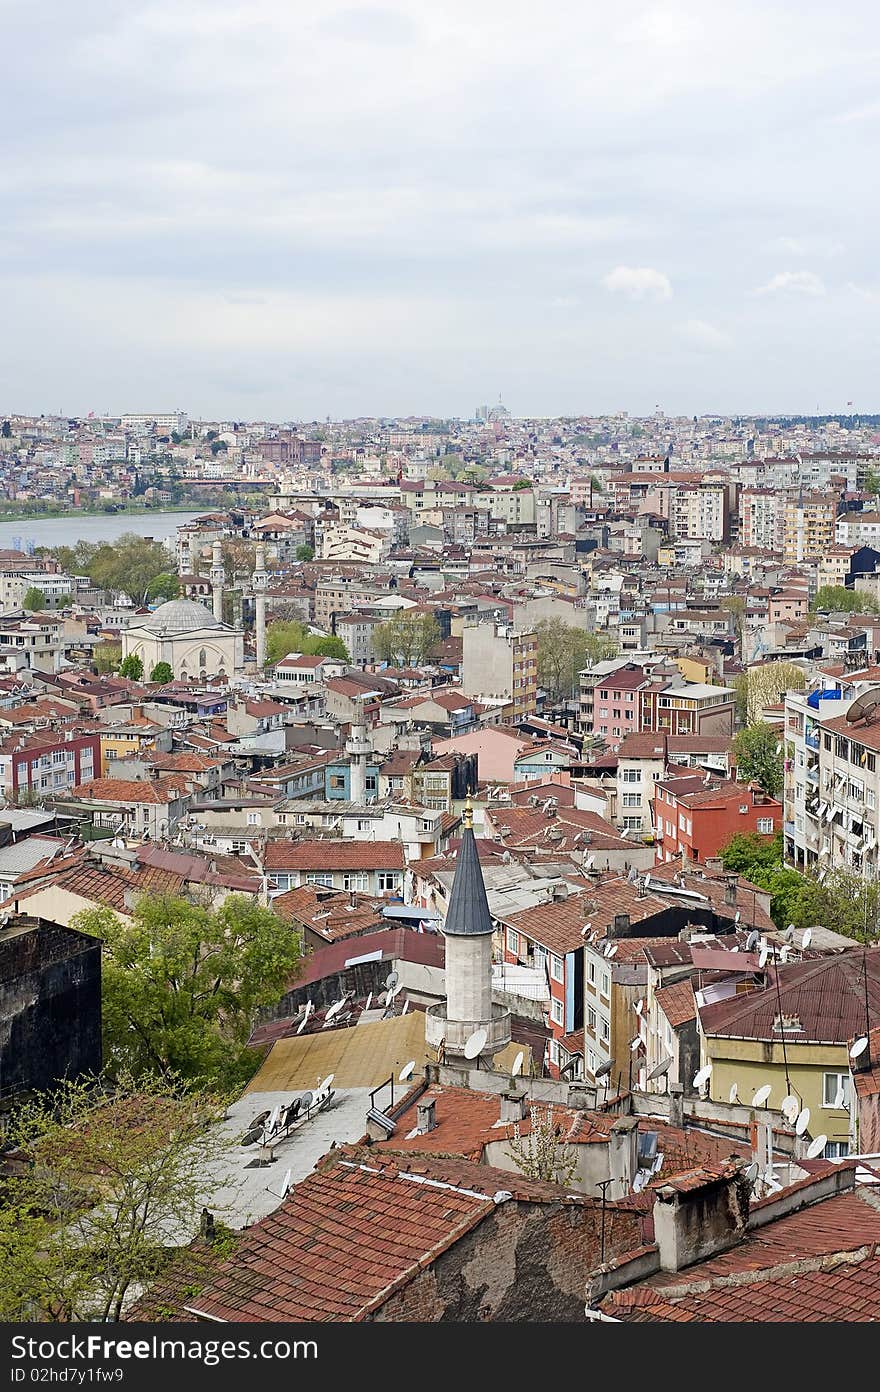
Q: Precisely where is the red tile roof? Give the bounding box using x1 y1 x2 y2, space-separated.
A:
700 948 880 1045
263 841 406 872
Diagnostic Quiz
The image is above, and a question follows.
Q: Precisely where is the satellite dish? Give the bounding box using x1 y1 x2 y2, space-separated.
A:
464 1027 488 1059
281 1167 292 1196
729 1082 738 1103
734 910 741 924
594 1058 614 1078
693 1063 712 1089
746 930 760 952
744 1161 759 1185
295 999 313 1035
647 1057 672 1080
806 1134 828 1159
632 1170 647 1192
318 1073 334 1092
844 686 880 726
630 1036 641 1052
364 991 372 1012
401 999 409 1014
802 927 813 950
512 1050 524 1077
795 1107 811 1136
851 1036 869 1060
758 943 770 969
781 1094 800 1124
751 1084 772 1107
783 924 795 943
399 1060 415 1082
300 1090 314 1112
634 998 644 1016
606 944 618 959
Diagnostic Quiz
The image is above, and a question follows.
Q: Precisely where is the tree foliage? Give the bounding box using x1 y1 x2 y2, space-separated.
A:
94 643 122 674
72 893 303 1088
89 534 175 604
810 584 880 616
146 572 181 603
535 619 618 702
0 1072 231 1322
118 653 144 680
732 722 783 797
739 661 806 723
295 543 315 562
373 611 441 668
506 1105 579 1187
22 586 46 611
265 620 349 666
149 661 173 683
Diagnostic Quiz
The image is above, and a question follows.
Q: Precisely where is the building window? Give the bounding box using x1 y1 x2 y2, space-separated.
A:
550 998 564 1027
588 1006 596 1031
756 817 774 834
599 1017 610 1042
342 872 368 892
246 811 259 825
824 1141 850 1159
306 872 334 888
377 871 400 892
588 959 596 983
822 1073 850 1108
622 768 641 783
548 1039 560 1066
601 971 610 996
550 953 564 982
507 927 519 956
622 792 641 808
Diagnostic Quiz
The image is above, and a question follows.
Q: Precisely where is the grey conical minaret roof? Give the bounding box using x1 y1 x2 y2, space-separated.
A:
443 801 494 937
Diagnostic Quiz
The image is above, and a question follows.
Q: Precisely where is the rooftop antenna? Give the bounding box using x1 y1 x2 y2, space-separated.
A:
634 998 644 1016
802 927 813 950
604 943 618 959
795 1106 811 1136
464 1026 488 1061
743 1161 760 1187
806 1134 828 1160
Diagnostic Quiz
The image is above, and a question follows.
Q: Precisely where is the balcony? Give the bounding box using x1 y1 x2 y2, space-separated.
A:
805 730 820 750
424 1002 511 1058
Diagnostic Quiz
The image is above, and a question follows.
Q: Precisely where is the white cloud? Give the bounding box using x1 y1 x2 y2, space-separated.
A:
677 318 731 351
763 236 843 259
601 266 673 302
752 271 826 297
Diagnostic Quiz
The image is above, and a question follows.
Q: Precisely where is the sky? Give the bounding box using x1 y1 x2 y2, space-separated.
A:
3 0 880 421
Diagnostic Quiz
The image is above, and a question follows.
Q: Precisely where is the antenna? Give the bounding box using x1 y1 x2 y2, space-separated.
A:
399 1060 415 1082
693 1063 712 1090
464 1027 488 1060
728 1082 738 1103
781 1094 800 1124
605 943 618 959
751 1084 772 1107
512 1050 524 1077
806 1134 828 1159
647 1057 672 1080
795 1106 811 1136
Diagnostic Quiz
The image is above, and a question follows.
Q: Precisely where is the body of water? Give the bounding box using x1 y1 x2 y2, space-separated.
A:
0 511 207 554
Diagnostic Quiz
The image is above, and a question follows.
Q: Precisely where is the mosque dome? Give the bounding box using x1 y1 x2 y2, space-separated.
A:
147 598 221 631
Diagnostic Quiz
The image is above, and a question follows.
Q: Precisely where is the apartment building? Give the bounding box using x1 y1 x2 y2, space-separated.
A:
741 488 784 552
836 512 880 549
0 729 100 799
654 775 782 864
783 491 838 564
462 622 537 719
669 485 726 542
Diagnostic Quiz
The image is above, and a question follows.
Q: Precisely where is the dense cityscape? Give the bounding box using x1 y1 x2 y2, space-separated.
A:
0 403 878 1329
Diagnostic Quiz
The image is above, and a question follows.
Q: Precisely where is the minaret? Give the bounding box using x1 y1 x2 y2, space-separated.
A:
424 796 511 1060
346 696 372 803
211 539 224 622
252 541 268 669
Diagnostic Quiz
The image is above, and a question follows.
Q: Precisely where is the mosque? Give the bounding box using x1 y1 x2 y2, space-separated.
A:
121 538 268 681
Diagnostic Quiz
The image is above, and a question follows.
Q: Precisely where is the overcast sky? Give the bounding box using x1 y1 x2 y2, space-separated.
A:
3 1 880 421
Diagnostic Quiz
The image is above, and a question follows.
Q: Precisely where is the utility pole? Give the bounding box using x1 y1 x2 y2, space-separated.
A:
595 1177 613 1264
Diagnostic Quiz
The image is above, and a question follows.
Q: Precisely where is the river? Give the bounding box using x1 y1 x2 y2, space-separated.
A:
0 511 207 554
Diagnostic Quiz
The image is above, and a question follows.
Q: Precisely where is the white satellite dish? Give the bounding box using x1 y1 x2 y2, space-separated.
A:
751 1084 772 1107
802 927 813 950
401 999 409 1014
781 1095 800 1124
758 943 770 969
606 943 618 959
634 998 644 1016
630 1036 641 1052
693 1063 712 1089
632 1170 647 1193
745 930 760 952
806 1134 828 1159
795 1107 811 1136
744 1161 759 1185
364 991 372 1012
851 1036 869 1060
512 1050 524 1077
280 1167 292 1196
399 1060 415 1082
464 1027 488 1059
295 999 313 1035
728 1082 738 1103
318 1073 334 1092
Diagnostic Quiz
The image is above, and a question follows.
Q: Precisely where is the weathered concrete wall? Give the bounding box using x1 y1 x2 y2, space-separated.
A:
0 925 101 1095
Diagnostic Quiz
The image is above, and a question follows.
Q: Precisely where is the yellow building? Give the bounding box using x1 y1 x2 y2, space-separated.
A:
674 654 715 685
783 492 837 565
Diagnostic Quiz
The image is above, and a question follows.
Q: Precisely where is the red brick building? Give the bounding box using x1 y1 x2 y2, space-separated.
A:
654 774 782 864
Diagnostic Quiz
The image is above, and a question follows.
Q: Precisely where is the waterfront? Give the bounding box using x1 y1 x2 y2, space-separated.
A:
0 511 206 553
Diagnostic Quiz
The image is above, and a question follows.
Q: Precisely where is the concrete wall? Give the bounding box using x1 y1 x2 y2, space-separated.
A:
446 932 492 1025
0 923 101 1095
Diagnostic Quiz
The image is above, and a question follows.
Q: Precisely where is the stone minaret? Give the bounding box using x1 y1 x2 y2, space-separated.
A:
424 797 511 1060
252 541 268 668
346 696 372 803
211 539 224 622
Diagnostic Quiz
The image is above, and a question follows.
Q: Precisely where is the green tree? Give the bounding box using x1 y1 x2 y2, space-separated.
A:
94 642 121 674
72 894 303 1088
49 539 100 575
295 543 315 562
863 467 880 498
373 611 441 668
732 722 783 797
505 1105 578 1187
810 584 880 615
22 586 46 611
0 1071 230 1322
146 572 181 603
89 533 175 604
720 594 747 642
512 477 533 490
535 619 618 702
118 653 144 680
149 661 173 683
717 833 818 930
740 661 806 723
265 620 348 666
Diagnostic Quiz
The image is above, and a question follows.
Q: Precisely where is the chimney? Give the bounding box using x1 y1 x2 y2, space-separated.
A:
609 1115 639 1198
611 912 630 937
500 1089 528 1124
417 1099 437 1134
724 875 738 908
653 1163 749 1272
668 1083 684 1129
